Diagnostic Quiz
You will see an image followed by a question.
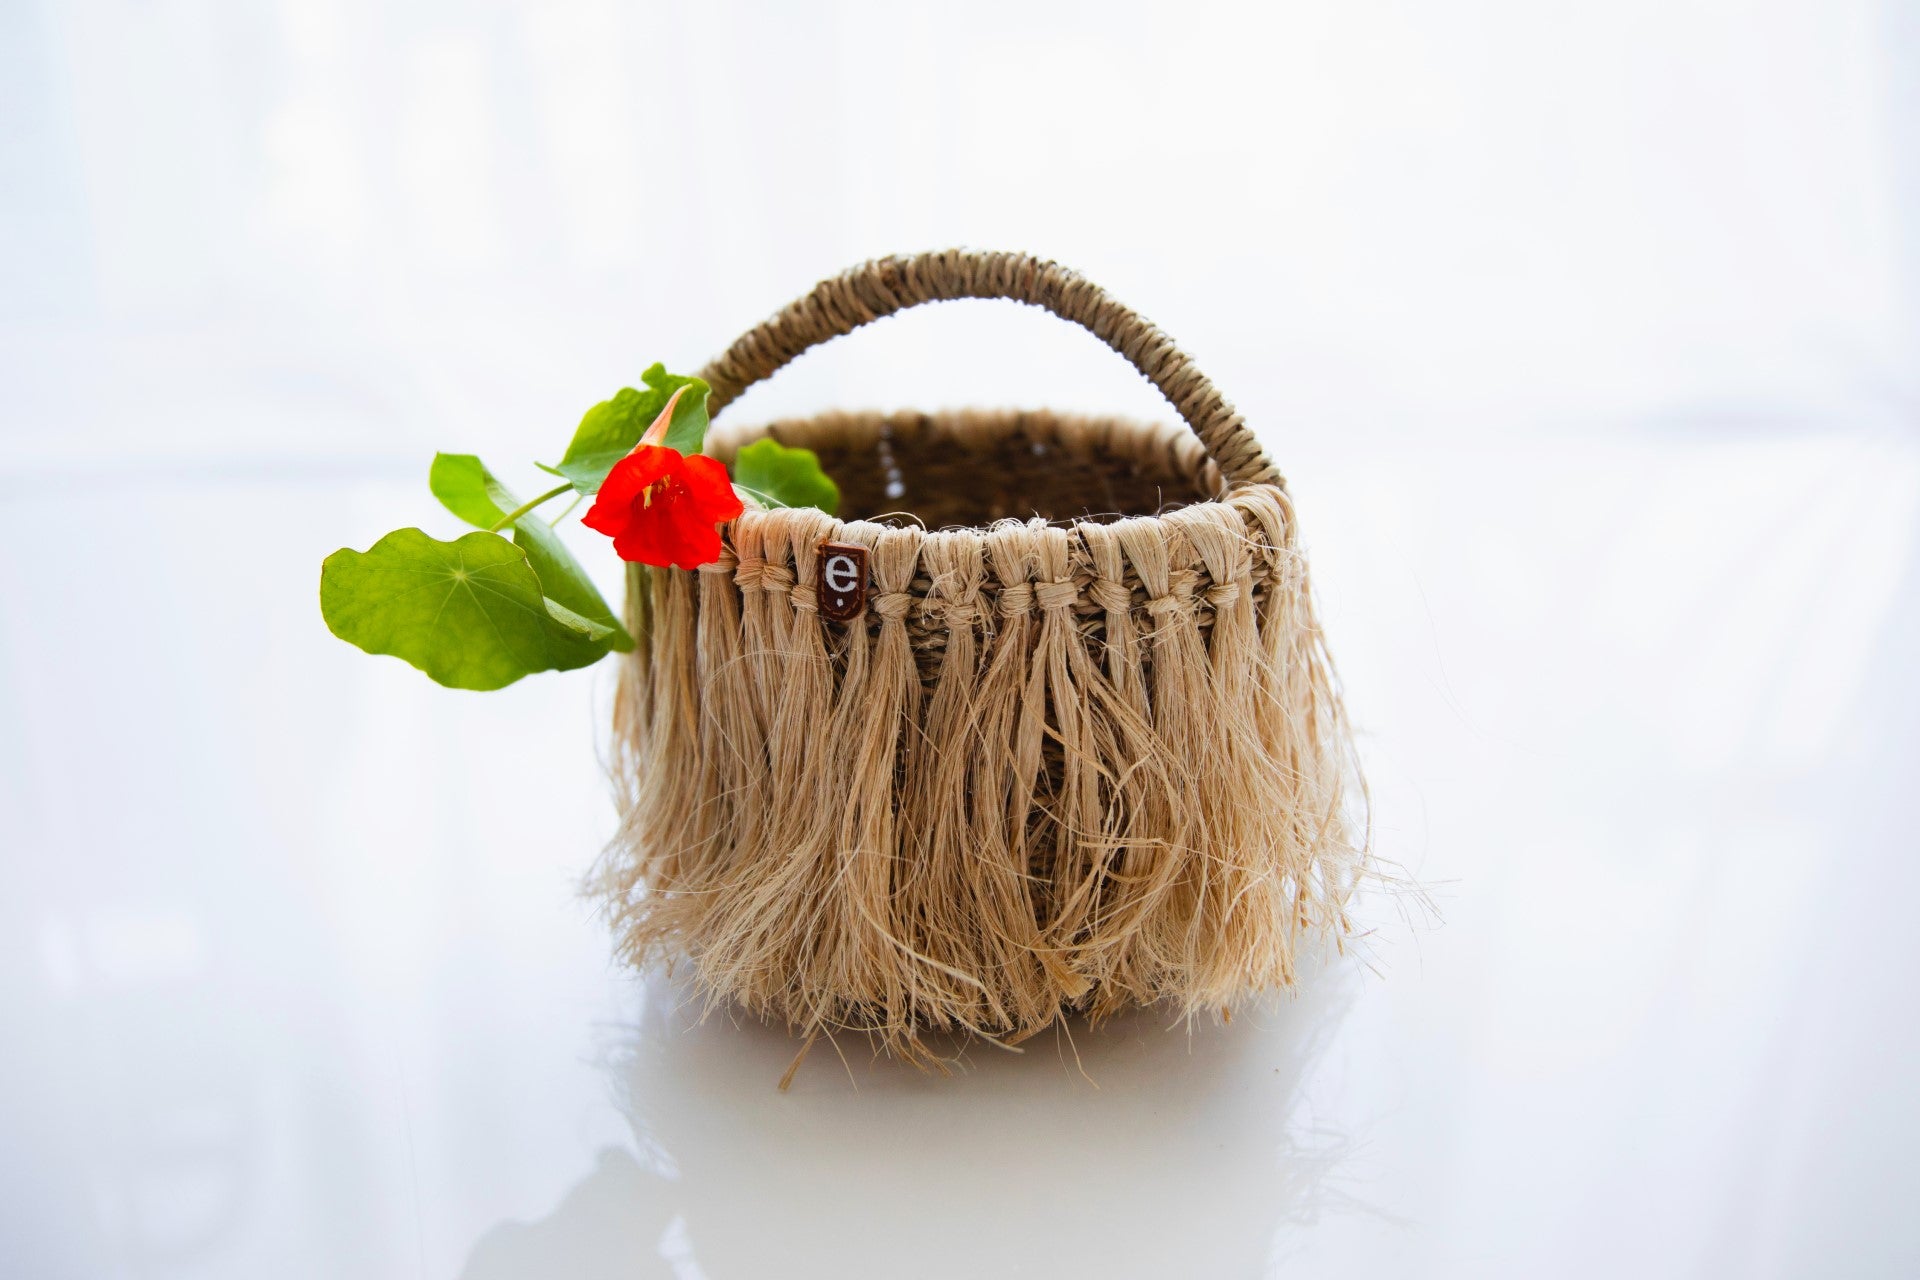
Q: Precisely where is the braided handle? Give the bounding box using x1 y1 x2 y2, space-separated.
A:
698 249 1280 488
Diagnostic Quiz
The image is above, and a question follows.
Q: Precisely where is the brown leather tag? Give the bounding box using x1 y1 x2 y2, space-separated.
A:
817 542 868 622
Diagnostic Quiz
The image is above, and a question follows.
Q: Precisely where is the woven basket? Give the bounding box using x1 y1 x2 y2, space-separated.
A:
594 250 1363 1062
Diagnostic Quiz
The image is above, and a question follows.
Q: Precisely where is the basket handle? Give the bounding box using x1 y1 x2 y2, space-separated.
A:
697 250 1281 488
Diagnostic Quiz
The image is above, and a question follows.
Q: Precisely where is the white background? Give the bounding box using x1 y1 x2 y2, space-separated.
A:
4 1 1919 1276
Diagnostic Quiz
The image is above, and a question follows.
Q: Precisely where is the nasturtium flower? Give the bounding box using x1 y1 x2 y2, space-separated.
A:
582 443 743 568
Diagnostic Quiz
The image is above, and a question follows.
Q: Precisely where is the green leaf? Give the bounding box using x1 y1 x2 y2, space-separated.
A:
427 452 508 527
321 528 612 690
730 438 841 515
429 453 632 652
551 364 710 494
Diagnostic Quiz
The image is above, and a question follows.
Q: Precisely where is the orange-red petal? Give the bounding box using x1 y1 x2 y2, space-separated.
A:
678 454 745 521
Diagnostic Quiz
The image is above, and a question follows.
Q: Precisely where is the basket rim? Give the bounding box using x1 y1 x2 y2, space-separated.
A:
707 404 1287 546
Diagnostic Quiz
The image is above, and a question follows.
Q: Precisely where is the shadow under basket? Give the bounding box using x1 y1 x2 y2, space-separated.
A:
591 251 1365 1065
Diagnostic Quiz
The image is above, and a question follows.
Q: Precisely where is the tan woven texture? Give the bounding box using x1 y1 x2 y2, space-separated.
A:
592 251 1364 1064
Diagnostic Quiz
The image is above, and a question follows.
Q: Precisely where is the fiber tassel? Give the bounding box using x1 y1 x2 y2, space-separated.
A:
1112 517 1215 996
697 508 835 1021
1169 504 1288 995
695 520 774 916
959 527 1063 1027
685 548 746 900
1022 522 1102 998
698 531 831 1017
1060 522 1178 1012
978 523 1088 1010
826 525 925 1045
898 532 1019 1034
731 516 780 743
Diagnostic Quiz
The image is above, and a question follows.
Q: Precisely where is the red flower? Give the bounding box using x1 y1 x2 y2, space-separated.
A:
582 444 743 568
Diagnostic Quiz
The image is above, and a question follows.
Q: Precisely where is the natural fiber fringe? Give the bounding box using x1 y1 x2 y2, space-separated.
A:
591 469 1363 1062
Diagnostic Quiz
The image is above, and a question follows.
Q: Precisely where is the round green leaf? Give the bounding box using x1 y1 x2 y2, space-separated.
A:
321 528 613 691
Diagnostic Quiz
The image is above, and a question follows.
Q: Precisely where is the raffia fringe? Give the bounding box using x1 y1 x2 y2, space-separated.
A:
592 480 1363 1060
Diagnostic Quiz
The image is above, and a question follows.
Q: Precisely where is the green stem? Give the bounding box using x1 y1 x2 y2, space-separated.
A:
487 483 573 533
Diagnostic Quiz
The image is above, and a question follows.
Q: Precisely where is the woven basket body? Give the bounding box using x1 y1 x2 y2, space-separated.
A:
595 252 1362 1058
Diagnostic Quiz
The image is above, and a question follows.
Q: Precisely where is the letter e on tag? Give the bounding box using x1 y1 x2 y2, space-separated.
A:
818 542 868 622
